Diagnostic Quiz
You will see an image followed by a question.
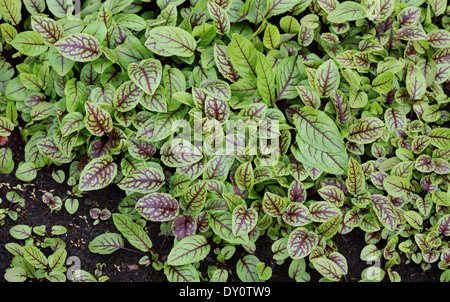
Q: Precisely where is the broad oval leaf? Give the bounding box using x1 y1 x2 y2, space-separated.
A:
167 235 210 266
282 203 311 226
312 257 342 281
23 246 48 269
128 59 162 95
118 165 165 194
31 15 63 44
309 201 340 222
135 193 179 222
383 175 411 197
348 117 385 144
84 102 113 136
54 33 101 62
112 213 152 252
314 59 340 97
79 155 118 191
88 233 124 254
232 204 258 236
11 31 47 56
287 227 319 259
160 139 203 168
294 105 345 152
371 194 398 231
147 26 197 57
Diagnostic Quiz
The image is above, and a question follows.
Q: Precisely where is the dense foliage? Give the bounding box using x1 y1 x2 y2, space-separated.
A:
1 0 450 282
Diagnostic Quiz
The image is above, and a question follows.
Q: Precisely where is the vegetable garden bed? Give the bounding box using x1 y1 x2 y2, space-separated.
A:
0 0 449 285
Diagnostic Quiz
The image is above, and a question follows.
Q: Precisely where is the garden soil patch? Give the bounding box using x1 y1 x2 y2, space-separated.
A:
0 128 442 283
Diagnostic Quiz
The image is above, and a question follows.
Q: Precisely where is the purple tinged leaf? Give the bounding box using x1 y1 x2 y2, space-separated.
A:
0 0 21 25
432 47 450 64
297 25 314 46
88 233 124 255
371 194 398 231
415 154 436 173
127 59 162 96
79 155 118 191
295 105 345 152
161 139 203 168
118 165 165 194
318 185 345 207
434 158 450 175
113 80 144 112
147 26 197 57
207 1 230 35
397 26 428 41
182 181 208 216
296 85 321 109
204 96 231 123
276 56 301 101
309 201 340 222
263 192 287 217
135 193 179 222
210 211 249 244
313 59 340 97
54 33 101 62
282 203 311 227
428 30 450 48
397 7 421 27
84 102 113 136
288 180 307 203
31 15 63 44
199 79 231 101
438 215 450 236
37 137 74 164
330 90 351 125
232 204 258 236
172 215 197 240
287 227 318 259
348 117 385 144
346 157 366 196
214 44 240 82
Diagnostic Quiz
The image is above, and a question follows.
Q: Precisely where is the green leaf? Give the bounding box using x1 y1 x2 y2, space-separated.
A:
429 127 450 150
0 117 14 136
89 233 124 254
312 257 342 281
23 246 48 269
372 71 394 94
314 59 340 97
15 162 37 182
147 26 197 57
11 31 47 56
10 224 32 240
4 267 27 282
346 157 366 196
327 1 367 23
256 52 276 106
0 0 21 25
79 155 118 191
294 105 345 152
383 175 411 197
167 235 210 266
228 34 258 78
287 227 319 259
112 213 153 252
263 23 280 49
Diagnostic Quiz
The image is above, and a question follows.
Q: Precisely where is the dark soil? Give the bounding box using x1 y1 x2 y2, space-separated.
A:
0 128 443 284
